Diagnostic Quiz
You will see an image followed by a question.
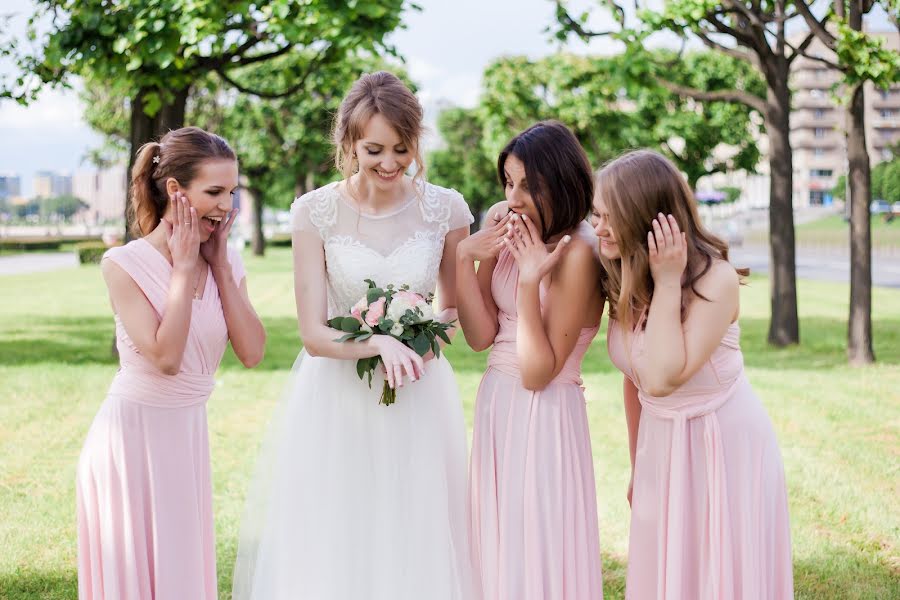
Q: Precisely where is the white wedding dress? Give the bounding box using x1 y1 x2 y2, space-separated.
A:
232 179 475 600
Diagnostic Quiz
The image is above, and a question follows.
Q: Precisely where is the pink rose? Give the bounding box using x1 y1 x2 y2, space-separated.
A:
350 297 368 324
395 290 426 308
365 297 386 328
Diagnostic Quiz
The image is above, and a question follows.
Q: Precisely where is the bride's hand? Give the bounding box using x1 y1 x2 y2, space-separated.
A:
371 335 425 389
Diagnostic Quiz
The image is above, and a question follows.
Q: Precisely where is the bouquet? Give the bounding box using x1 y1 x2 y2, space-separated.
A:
327 279 454 406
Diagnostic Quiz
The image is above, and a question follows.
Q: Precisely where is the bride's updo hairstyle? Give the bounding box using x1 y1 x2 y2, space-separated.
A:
332 71 426 188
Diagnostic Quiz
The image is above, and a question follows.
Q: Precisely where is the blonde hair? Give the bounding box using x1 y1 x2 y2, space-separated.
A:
130 126 235 237
332 71 425 190
596 149 747 331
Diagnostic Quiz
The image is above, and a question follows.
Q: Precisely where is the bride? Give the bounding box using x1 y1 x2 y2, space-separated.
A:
232 71 475 599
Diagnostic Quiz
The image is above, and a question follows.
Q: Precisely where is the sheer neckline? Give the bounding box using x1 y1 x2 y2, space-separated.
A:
332 180 419 220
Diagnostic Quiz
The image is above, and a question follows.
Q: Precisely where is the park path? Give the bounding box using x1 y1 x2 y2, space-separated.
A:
0 252 78 276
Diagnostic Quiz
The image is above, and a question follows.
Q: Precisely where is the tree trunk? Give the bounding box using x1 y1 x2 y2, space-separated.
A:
765 72 800 346
124 87 190 241
845 95 875 360
251 187 266 257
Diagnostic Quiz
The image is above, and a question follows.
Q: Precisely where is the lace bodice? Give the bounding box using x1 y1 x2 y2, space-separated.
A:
290 180 473 318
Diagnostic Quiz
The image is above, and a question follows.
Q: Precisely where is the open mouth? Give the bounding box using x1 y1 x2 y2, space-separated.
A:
374 169 401 181
201 215 223 232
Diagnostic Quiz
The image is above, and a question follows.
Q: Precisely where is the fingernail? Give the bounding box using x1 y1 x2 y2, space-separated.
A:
522 214 528 221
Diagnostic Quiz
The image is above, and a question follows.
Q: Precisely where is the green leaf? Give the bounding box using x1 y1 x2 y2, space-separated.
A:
436 328 451 345
340 318 361 333
411 332 430 356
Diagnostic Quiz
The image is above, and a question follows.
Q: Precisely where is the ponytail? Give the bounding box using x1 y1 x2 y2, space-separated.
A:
129 141 164 237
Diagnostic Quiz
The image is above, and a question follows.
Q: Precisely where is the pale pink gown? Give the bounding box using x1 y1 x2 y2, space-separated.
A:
607 319 793 600
469 248 604 600
77 238 245 600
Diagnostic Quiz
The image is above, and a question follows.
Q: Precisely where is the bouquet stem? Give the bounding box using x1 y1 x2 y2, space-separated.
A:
379 381 397 406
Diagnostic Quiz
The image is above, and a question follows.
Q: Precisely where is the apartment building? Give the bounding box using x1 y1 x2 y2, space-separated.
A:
791 31 899 206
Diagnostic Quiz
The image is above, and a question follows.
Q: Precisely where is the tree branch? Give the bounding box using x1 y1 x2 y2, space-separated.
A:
794 0 837 46
657 76 766 114
553 1 621 39
787 30 817 65
215 44 332 99
695 29 759 68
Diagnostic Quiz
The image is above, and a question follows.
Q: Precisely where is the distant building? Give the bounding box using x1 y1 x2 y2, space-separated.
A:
73 165 127 223
0 173 22 200
33 171 73 199
789 30 899 206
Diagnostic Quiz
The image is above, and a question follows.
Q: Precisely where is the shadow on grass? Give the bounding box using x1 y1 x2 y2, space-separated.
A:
0 569 77 600
4 315 898 372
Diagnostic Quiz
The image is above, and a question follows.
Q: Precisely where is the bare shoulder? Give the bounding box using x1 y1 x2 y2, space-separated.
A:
483 200 510 224
556 230 601 284
693 258 740 302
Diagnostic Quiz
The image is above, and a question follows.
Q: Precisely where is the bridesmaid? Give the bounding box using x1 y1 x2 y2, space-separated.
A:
593 149 792 599
457 121 605 600
76 126 266 599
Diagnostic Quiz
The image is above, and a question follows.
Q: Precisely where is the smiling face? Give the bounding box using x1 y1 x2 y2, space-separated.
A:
502 154 543 230
166 159 239 241
352 112 414 192
591 191 620 260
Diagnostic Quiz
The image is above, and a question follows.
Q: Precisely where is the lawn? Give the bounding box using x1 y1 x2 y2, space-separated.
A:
747 213 900 250
1 247 898 599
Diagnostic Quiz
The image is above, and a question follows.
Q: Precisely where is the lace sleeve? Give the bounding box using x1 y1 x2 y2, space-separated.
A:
447 189 474 231
289 186 338 240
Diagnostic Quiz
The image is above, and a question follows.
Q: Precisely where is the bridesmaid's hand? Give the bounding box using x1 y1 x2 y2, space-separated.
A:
165 192 201 273
647 213 687 288
201 208 239 271
457 209 512 262
504 213 571 286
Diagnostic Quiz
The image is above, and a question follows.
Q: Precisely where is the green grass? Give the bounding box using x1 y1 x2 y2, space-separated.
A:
748 214 900 250
1 248 898 599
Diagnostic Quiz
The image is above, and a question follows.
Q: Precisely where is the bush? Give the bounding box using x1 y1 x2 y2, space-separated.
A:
75 242 108 264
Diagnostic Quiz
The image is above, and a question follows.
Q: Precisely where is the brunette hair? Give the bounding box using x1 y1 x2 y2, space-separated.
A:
130 126 235 237
595 149 748 330
497 121 593 242
332 71 425 188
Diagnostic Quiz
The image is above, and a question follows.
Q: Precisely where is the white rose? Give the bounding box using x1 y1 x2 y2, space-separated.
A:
390 323 404 337
417 304 434 323
386 297 414 322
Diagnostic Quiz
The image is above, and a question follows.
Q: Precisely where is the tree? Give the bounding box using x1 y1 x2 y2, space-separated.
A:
428 107 499 230
7 0 413 239
553 0 811 346
40 195 90 220
794 0 900 364
471 51 761 194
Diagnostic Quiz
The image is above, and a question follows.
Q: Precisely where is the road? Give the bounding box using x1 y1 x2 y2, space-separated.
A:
0 252 79 276
730 244 900 288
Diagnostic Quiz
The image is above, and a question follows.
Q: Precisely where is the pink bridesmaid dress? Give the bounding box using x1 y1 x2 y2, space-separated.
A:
469 248 604 600
76 238 245 600
607 319 793 600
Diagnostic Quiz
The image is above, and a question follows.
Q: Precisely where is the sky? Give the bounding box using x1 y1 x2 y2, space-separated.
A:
0 0 893 197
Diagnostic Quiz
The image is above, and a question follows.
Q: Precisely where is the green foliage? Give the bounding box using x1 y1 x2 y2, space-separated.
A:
74 242 109 264
833 21 900 90
428 107 499 228
11 0 412 117
872 156 900 202
721 186 741 204
459 50 761 195
40 195 89 220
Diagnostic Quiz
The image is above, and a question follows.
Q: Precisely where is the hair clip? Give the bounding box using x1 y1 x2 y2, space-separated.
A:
152 155 161 164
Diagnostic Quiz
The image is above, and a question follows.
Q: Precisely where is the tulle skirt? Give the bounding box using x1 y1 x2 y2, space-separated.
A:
233 351 475 600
